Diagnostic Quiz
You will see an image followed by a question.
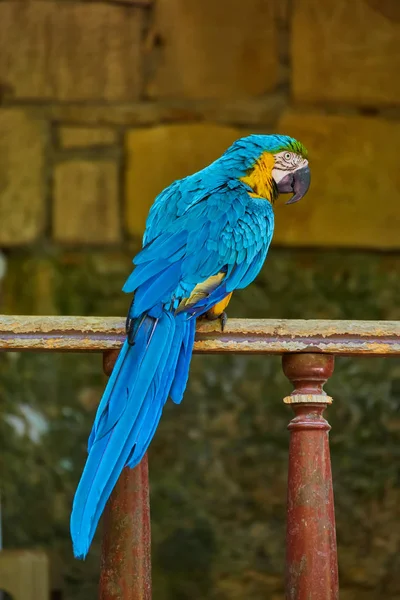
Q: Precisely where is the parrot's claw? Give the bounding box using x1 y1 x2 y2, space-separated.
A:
125 298 136 345
219 311 228 332
126 318 136 346
204 310 228 332
125 315 132 335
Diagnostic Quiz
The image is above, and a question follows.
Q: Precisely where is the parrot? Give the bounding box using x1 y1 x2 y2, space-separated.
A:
71 134 310 558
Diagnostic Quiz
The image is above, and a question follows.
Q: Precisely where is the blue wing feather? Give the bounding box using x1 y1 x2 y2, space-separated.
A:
71 143 277 558
132 262 182 317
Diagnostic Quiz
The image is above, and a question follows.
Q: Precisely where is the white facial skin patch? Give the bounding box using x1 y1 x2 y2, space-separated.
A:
272 151 309 183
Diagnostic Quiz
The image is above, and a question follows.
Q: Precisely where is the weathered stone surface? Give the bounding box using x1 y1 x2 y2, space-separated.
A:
273 111 400 249
45 96 285 128
109 0 152 3
146 0 278 99
53 161 121 244
365 0 400 22
125 124 242 236
0 2 142 101
0 110 45 246
292 0 400 105
59 126 117 148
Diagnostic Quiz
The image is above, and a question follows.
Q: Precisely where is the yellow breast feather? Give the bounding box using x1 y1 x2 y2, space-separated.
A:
239 151 275 201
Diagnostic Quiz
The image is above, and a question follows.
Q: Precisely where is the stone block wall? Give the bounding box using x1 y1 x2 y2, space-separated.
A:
0 1 399 599
0 0 399 253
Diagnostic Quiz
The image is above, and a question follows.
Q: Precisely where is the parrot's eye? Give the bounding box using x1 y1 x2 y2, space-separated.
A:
284 152 292 161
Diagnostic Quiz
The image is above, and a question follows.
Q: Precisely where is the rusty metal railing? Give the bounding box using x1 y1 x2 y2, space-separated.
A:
1 315 400 600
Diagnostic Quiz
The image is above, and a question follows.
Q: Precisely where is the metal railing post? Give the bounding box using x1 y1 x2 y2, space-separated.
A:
99 350 152 600
282 353 339 600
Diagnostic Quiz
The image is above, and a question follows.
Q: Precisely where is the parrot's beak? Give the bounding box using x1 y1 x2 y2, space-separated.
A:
277 165 311 205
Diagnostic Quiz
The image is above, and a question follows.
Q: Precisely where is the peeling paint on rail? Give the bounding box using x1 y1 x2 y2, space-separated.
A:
0 316 399 356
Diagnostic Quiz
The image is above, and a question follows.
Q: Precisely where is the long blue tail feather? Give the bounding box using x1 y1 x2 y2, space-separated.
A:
70 310 194 559
170 317 196 404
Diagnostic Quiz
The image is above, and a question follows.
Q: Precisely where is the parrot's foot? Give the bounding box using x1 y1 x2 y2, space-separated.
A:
205 310 228 332
125 298 136 345
219 311 228 332
126 317 135 345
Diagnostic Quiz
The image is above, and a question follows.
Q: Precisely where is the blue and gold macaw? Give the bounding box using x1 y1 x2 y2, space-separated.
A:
71 134 310 558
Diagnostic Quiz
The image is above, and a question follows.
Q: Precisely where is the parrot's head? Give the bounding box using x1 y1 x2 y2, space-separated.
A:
269 136 310 204
224 134 310 204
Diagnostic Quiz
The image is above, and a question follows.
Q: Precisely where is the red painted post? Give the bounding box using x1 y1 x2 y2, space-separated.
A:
99 350 152 600
282 353 338 600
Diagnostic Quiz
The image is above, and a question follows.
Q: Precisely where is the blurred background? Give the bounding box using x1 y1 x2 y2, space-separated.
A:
0 0 400 598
